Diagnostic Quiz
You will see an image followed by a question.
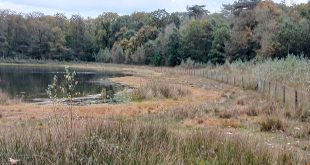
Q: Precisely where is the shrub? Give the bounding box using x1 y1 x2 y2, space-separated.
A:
46 66 79 129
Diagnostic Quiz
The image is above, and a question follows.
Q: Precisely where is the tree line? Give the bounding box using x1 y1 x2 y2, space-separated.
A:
0 0 309 66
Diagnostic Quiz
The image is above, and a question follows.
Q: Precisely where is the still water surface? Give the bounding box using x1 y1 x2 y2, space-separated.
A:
0 65 130 102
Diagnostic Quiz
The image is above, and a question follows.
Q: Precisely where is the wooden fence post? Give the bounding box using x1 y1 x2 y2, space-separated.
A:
283 86 286 105
249 77 251 89
275 83 277 97
295 90 298 110
233 76 236 86
268 81 271 96
263 80 265 92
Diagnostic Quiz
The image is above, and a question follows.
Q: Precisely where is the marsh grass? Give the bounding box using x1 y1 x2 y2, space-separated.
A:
214 55 310 90
0 118 300 165
131 81 190 101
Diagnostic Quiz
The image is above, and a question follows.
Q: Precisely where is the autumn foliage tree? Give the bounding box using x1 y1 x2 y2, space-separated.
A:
0 1 310 65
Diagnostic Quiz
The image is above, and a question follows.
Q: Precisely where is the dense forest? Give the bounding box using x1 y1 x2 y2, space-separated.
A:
0 0 309 66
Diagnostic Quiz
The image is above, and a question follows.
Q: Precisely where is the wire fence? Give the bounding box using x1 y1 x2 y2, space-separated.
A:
154 67 310 111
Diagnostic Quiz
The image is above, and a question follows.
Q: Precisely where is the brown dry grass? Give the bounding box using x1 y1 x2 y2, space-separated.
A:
110 76 149 87
184 117 243 128
131 81 190 101
0 75 221 127
0 63 309 164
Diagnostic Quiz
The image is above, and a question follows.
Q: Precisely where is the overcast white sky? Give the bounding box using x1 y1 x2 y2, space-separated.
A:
0 0 308 17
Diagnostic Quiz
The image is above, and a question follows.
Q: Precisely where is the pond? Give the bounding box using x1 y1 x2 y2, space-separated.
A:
0 65 131 103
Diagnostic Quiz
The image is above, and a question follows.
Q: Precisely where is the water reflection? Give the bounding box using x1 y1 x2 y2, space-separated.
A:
0 65 130 102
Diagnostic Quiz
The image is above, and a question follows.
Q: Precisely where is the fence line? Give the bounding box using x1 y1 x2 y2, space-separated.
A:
154 67 310 111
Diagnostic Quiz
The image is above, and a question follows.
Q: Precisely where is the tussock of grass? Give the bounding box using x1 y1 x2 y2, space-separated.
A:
131 82 190 101
260 117 287 132
294 106 310 122
244 106 260 116
219 110 237 119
